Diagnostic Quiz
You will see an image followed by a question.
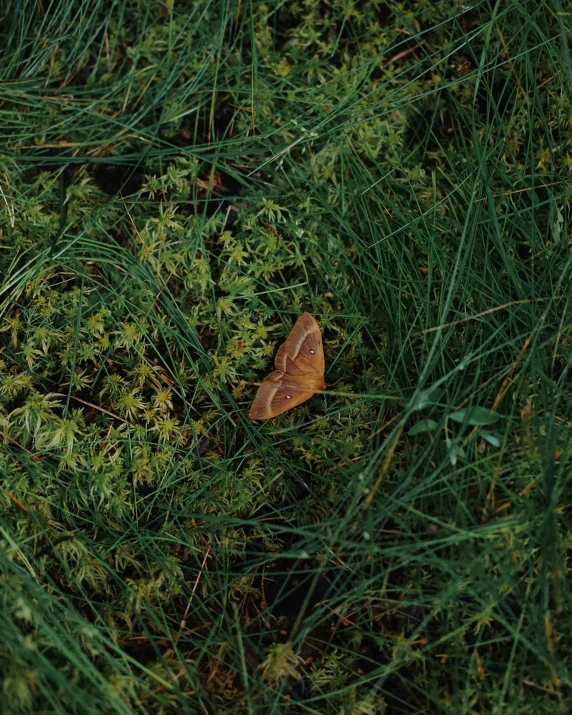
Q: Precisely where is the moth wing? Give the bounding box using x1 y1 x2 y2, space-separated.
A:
275 312 325 378
248 371 319 421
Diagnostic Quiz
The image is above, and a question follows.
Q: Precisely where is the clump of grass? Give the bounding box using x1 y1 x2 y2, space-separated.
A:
1 0 572 712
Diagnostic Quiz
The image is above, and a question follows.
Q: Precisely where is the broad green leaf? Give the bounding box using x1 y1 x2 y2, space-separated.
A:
447 441 466 466
410 386 441 411
450 407 500 426
408 419 438 436
480 430 501 447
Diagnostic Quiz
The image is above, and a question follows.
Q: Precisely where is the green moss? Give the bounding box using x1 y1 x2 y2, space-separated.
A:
1 0 572 712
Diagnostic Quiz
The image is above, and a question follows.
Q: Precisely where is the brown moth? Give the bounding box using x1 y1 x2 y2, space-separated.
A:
248 312 326 420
